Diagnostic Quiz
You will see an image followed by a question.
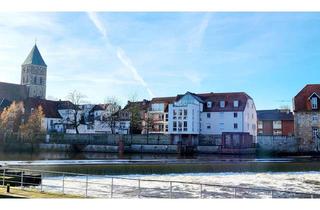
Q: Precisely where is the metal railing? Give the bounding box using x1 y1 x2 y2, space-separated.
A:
1 167 319 199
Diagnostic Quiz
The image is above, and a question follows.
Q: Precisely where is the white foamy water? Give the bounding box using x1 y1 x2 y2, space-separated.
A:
36 171 320 198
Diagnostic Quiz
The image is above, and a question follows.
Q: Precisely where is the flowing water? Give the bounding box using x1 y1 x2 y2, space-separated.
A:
1 151 320 198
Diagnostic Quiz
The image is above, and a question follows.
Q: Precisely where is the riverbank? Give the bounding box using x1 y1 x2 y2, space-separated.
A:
0 186 82 198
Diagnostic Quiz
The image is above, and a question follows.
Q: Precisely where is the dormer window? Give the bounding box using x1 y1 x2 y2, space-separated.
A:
233 100 239 107
220 101 225 108
207 101 212 108
311 97 318 109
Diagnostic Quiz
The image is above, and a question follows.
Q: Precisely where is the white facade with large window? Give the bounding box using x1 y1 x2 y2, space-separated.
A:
168 92 257 137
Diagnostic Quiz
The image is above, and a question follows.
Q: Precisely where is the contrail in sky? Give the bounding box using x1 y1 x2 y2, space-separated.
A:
86 12 155 98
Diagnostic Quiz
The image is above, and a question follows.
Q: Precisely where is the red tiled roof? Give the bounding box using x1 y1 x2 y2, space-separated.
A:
23 98 78 118
294 84 320 112
150 92 252 112
150 97 176 104
24 98 62 118
197 92 252 112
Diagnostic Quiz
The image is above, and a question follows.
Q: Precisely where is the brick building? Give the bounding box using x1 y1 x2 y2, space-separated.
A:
293 84 320 151
257 109 294 136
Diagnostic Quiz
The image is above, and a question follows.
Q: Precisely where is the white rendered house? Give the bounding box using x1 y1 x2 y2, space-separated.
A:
168 92 257 146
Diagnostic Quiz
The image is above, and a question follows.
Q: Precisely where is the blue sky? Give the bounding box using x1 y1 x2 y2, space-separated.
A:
0 12 319 109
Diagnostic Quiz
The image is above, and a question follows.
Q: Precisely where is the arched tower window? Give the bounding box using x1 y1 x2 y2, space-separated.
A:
34 76 37 84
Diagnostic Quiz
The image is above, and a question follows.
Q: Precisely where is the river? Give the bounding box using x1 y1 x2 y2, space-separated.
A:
1 151 320 197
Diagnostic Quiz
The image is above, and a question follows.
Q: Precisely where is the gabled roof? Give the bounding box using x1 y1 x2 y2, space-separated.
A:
0 82 28 101
294 84 320 112
176 91 204 103
90 104 110 112
57 100 79 110
257 109 294 121
24 98 62 119
22 44 47 67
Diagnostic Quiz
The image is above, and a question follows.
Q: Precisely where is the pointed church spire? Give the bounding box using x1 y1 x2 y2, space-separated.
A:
22 44 47 67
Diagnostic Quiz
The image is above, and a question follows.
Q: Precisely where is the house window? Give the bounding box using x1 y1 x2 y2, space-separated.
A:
311 97 318 109
312 115 318 122
207 113 211 118
273 121 282 129
178 121 182 131
165 124 168 132
173 110 177 119
234 112 238 118
207 101 212 108
258 121 263 129
34 76 37 84
183 109 187 119
178 109 182 120
207 124 211 129
220 101 225 108
312 127 319 138
219 123 224 130
173 121 177 131
233 100 239 107
183 121 187 131
234 123 238 129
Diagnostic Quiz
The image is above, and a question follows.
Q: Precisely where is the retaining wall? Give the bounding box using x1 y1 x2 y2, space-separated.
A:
257 135 298 153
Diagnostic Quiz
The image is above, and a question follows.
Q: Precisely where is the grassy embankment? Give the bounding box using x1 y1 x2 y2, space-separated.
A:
0 186 83 198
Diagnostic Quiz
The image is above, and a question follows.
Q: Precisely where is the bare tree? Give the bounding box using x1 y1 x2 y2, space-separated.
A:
102 96 121 134
66 90 86 134
144 112 155 136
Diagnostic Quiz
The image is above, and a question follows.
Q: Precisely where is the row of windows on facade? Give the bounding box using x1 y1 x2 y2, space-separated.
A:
152 124 168 132
151 100 241 112
172 121 241 132
22 76 44 85
206 100 239 108
257 120 282 130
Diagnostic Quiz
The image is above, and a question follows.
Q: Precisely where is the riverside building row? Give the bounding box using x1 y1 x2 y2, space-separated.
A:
0 44 319 151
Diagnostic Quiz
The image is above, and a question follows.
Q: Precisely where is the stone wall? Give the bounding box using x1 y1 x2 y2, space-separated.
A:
294 112 320 152
257 135 298 153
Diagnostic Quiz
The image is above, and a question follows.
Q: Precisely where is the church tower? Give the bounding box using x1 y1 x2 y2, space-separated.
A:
21 44 47 99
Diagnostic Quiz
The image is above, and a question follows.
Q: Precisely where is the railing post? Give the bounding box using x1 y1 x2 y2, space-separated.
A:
110 178 114 198
85 175 88 198
138 179 141 198
234 187 237 198
40 172 43 192
2 168 5 186
169 181 172 199
271 190 274 198
20 171 24 189
200 184 203 199
62 173 65 194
